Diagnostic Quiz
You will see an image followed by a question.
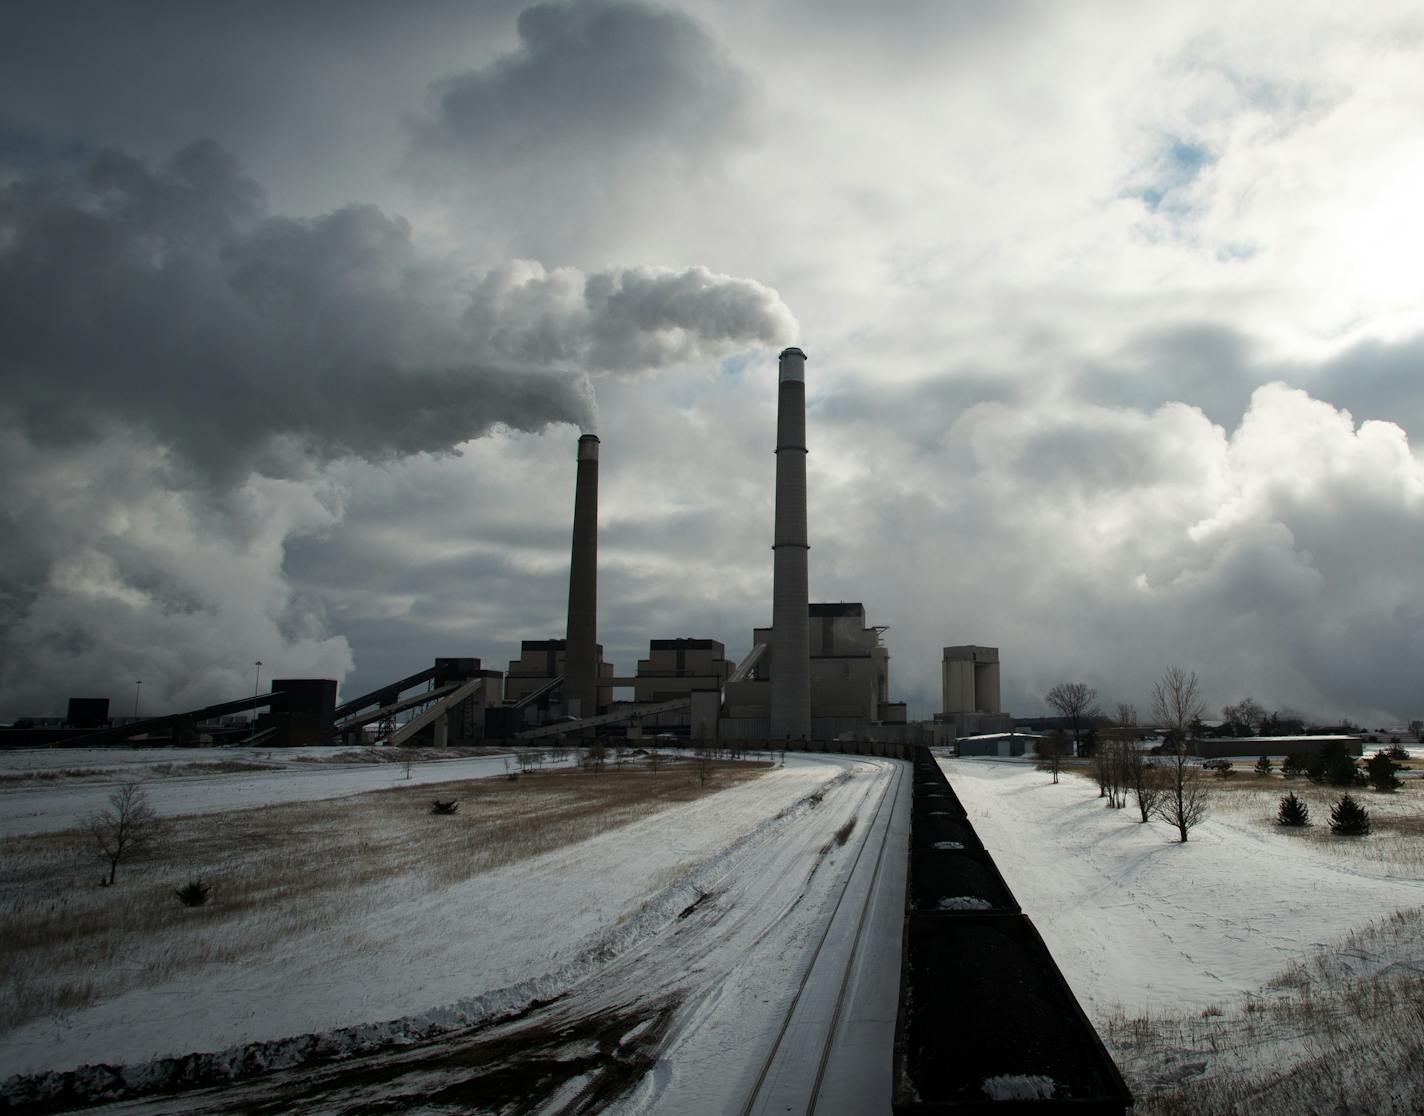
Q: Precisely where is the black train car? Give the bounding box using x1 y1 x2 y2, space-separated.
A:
894 747 1133 1114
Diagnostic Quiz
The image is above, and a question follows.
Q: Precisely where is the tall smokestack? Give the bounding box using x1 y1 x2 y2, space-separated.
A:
565 433 600 718
771 347 811 741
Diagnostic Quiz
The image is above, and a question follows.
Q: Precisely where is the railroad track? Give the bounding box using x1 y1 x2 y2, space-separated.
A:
738 761 907 1116
22 758 908 1116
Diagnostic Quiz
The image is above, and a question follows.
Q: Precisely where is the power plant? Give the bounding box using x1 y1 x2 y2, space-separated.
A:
8 346 1006 751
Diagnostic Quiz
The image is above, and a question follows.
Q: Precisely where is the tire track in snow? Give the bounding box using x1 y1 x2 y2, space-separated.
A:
9 760 879 1115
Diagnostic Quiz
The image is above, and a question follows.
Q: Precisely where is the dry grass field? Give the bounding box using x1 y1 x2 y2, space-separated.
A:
1186 764 1424 872
1106 908 1424 1115
0 755 769 1038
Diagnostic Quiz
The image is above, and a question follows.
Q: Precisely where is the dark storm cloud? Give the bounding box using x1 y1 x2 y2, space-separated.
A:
406 0 755 257
415 0 749 164
1 142 792 484
0 142 593 481
1310 335 1424 440
1079 323 1258 429
1080 323 1424 442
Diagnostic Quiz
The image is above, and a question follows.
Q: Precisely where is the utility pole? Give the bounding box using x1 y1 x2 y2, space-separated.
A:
133 680 142 719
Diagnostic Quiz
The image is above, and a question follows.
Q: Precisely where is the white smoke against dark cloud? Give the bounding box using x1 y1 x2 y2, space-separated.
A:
0 141 795 718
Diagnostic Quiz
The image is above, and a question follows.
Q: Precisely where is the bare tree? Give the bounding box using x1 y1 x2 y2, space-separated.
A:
582 743 607 774
1221 698 1266 737
1036 730 1068 784
1125 742 1163 823
1114 703 1138 729
1090 739 1113 802
1151 666 1204 740
87 781 159 885
1154 740 1210 842
694 745 715 786
1092 734 1135 808
1045 682 1100 756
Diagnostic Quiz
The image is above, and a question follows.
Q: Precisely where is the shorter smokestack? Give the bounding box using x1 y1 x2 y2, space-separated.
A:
565 434 600 718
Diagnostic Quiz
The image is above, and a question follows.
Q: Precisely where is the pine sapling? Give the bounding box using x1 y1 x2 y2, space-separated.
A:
1328 794 1370 836
1277 792 1310 827
1254 755 1273 777
1365 750 1402 793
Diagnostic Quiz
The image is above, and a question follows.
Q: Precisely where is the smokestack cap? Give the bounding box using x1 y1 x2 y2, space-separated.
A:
778 346 807 383
577 433 600 460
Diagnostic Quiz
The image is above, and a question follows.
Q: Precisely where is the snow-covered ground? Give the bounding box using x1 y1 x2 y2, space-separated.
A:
2 750 902 1116
938 756 1424 1023
0 747 574 838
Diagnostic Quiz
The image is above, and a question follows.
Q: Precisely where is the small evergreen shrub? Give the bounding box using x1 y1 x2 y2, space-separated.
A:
174 879 211 907
1280 754 1304 778
430 799 459 815
1387 743 1409 761
1328 795 1371 836
1277 793 1310 827
1365 751 1402 793
1308 742 1364 787
1254 755 1273 776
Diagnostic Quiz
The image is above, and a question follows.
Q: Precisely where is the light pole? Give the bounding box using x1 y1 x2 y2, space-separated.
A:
133 680 142 720
249 660 263 742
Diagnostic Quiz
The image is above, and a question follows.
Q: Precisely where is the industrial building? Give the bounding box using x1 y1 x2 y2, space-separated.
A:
935 645 1012 739
633 640 732 704
19 344 995 752
723 601 905 740
504 639 616 716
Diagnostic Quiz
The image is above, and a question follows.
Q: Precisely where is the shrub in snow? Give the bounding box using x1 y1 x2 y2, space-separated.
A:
1254 755 1273 776
1328 795 1370 836
1277 793 1310 827
1387 743 1409 761
1307 741 1364 787
1280 753 1304 778
174 879 211 907
430 799 459 815
1365 751 1402 793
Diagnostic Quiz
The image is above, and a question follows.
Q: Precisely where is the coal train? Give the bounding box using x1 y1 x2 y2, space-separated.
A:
894 746 1134 1113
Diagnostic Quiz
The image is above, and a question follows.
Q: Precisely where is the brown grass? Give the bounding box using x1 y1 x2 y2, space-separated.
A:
0 768 108 786
288 746 508 764
1105 907 1424 1115
0 757 769 1035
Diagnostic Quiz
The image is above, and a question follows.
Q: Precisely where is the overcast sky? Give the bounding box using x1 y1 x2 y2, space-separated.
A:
3 0 1422 726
